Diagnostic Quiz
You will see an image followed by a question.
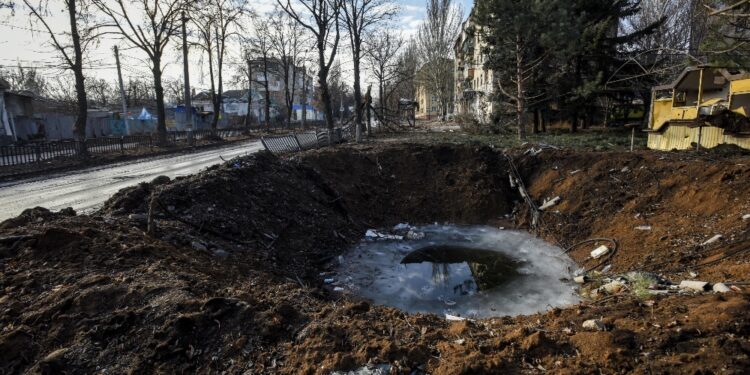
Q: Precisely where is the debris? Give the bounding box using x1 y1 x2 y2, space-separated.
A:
127 213 148 223
688 271 698 278
393 223 410 231
621 166 630 173
582 319 606 331
453 338 466 345
590 245 610 259
405 230 425 240
212 249 229 259
712 283 731 293
635 225 652 231
574 275 590 284
191 241 208 252
445 314 466 321
365 229 404 240
525 147 543 156
743 214 750 221
700 234 723 247
601 280 627 294
569 170 582 175
333 287 345 292
539 196 561 211
601 265 612 273
331 364 391 375
324 278 335 284
679 280 709 292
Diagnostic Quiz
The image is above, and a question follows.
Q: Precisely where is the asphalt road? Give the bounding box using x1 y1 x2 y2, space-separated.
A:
0 140 264 221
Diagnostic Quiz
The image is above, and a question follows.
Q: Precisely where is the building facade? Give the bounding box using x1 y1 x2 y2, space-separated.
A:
415 58 455 120
454 7 495 123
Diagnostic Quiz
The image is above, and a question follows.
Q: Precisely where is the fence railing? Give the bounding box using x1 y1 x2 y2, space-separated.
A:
0 127 250 169
261 127 349 155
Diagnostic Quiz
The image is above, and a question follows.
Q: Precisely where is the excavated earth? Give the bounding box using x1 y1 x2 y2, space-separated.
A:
1 142 749 374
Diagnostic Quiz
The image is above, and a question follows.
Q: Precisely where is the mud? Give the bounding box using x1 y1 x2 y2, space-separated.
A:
0 142 749 374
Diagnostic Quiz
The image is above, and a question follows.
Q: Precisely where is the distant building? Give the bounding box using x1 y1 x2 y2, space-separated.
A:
192 59 324 125
454 7 495 123
415 59 454 120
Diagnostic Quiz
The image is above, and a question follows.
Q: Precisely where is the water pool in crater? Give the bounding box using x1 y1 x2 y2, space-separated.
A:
334 225 580 318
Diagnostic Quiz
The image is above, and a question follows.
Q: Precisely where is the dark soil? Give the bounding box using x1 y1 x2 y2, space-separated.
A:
0 142 749 374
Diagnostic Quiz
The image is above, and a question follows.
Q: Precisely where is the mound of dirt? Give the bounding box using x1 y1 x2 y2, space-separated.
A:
0 143 748 374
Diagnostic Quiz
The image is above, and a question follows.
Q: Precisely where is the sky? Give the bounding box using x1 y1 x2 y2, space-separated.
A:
0 0 473 93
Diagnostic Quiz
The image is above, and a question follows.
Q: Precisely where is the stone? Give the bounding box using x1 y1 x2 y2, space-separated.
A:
582 319 606 331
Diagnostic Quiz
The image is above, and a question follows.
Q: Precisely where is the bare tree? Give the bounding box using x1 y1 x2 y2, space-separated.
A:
125 77 156 109
93 0 185 145
87 78 112 107
365 30 402 120
416 0 462 121
2 64 48 95
248 15 275 129
23 0 99 143
341 0 397 139
191 0 248 131
278 0 342 132
269 9 306 128
164 79 184 105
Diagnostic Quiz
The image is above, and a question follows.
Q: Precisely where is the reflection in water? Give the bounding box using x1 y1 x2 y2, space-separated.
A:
402 245 522 292
336 225 579 318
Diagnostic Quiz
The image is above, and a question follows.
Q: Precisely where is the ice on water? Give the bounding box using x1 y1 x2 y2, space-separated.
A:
336 225 580 318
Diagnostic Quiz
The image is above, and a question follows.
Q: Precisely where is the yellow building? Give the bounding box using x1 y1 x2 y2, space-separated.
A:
415 84 442 120
647 66 750 151
415 59 454 120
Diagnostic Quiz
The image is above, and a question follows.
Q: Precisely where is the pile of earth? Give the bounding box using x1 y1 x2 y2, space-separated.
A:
0 142 748 374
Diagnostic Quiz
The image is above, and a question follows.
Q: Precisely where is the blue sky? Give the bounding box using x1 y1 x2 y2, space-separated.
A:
398 0 474 35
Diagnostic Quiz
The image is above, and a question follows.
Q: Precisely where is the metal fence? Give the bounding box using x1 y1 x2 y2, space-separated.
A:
0 127 249 169
261 127 348 154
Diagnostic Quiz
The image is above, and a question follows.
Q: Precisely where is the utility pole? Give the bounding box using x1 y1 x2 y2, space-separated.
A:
181 11 192 132
244 57 253 130
113 46 128 134
301 63 307 129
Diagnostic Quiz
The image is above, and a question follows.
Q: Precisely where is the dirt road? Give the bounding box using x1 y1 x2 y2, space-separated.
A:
0 140 263 221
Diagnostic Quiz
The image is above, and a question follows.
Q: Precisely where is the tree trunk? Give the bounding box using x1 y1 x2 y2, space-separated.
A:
153 60 167 145
515 35 526 141
208 46 219 131
301 68 308 129
532 110 539 134
68 0 87 153
352 43 363 142
570 114 578 133
317 38 335 132
243 59 252 130
379 80 385 125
